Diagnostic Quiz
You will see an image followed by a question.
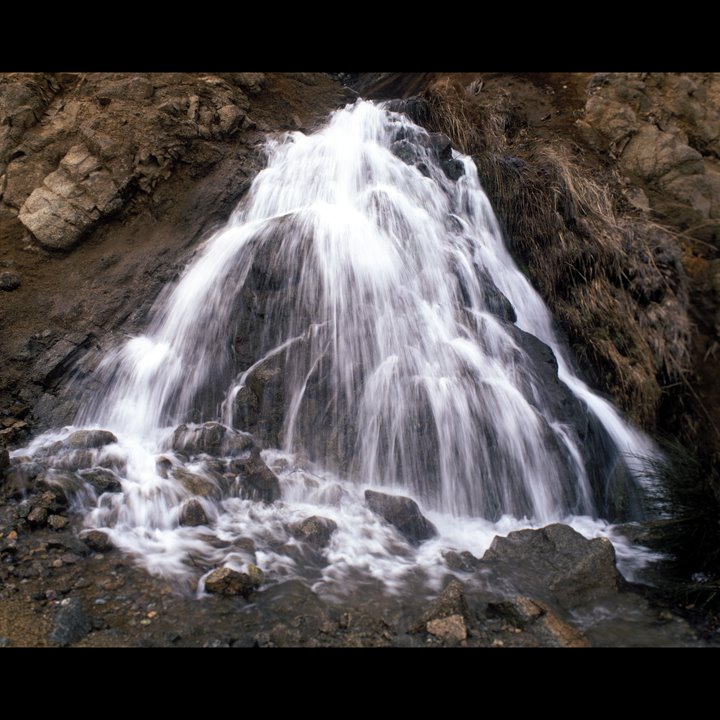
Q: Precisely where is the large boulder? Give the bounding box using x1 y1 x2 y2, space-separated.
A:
364 489 438 545
479 523 620 609
66 429 117 450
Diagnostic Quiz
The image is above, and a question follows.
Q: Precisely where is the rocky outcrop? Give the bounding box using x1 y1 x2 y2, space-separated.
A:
364 489 438 545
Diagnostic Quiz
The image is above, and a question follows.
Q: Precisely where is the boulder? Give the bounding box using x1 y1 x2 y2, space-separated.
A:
443 550 480 573
479 523 620 609
171 422 256 458
66 429 117 449
204 566 259 598
82 530 113 553
78 467 122 494
179 499 208 527
364 489 437 545
0 272 21 291
18 144 123 250
291 515 338 549
49 597 93 646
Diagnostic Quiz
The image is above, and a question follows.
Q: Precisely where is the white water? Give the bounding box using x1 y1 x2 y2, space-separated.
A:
13 100 662 593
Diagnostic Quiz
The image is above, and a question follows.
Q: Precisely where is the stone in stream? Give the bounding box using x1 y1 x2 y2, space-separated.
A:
27 506 48 526
82 530 113 553
426 614 467 643
66 429 117 449
364 489 437 545
171 422 256 458
443 550 481 573
479 523 621 609
179 499 208 527
290 515 338 549
204 566 260 598
78 467 122 493
49 597 93 646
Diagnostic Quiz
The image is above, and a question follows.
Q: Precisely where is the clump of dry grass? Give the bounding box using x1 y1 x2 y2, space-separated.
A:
419 78 692 428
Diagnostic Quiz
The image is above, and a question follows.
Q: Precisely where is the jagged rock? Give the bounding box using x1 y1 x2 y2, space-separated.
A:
480 523 620 609
233 73 266 94
364 489 437 545
66 429 117 450
426 614 467 643
171 422 256 458
217 105 244 135
204 566 258 597
82 530 113 552
18 144 123 250
443 549 480 573
49 597 93 646
0 272 21 291
78 467 122 493
179 499 208 527
291 515 338 549
420 579 469 625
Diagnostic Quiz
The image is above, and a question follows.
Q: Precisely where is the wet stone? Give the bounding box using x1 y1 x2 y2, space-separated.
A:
364 490 437 545
66 430 117 449
47 514 69 530
179 499 208 527
82 530 113 552
426 614 467 643
204 567 257 598
0 272 21 291
443 550 481 573
291 515 338 549
49 597 93 646
79 467 122 493
27 506 48 526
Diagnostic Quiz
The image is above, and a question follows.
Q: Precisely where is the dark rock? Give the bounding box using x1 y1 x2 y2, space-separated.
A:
291 515 338 549
421 579 469 625
0 447 9 479
49 597 93 646
441 158 465 181
443 550 480 573
479 523 620 609
487 595 545 628
364 489 438 545
236 456 281 504
66 429 117 450
428 132 453 161
204 567 257 598
0 272 21 291
82 530 113 552
179 499 208 527
78 467 122 493
171 422 256 458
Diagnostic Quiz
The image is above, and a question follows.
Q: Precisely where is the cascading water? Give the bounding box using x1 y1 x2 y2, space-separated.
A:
15 99 661 594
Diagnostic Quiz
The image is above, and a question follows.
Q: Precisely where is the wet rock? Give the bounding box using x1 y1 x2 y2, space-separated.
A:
237 456 281 504
0 272 21 291
479 523 620 609
428 132 452 161
246 563 264 587
426 614 467 643
442 159 465 181
173 468 219 499
291 515 338 549
421 579 469 625
533 600 590 648
179 499 208 527
487 596 545 628
49 597 93 646
364 489 437 545
27 506 48 526
443 550 481 573
204 567 257 598
78 467 122 493
47 514 69 530
66 429 117 450
172 422 256 458
82 530 113 553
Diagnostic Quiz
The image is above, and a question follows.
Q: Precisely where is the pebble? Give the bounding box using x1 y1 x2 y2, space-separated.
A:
140 619 151 626
147 611 158 619
94 598 108 605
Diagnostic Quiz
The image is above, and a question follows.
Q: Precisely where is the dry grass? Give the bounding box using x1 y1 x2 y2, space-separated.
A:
420 79 692 427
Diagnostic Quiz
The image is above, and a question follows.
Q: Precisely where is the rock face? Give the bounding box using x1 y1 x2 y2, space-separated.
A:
364 489 438 545
479 523 620 609
0 72 353 437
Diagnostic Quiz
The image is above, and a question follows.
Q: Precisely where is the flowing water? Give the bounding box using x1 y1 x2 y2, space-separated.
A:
13 100 662 597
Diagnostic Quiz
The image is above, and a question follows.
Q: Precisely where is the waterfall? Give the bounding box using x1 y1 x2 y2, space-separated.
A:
18 99 659 591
